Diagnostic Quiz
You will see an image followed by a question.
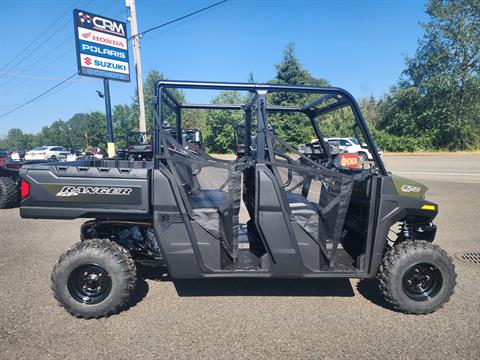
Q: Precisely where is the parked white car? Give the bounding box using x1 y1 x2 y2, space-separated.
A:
25 146 69 161
324 137 383 161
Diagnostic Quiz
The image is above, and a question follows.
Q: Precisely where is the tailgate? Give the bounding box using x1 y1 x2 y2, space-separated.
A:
20 163 151 219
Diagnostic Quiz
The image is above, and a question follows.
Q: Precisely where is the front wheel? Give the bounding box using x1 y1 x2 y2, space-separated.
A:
51 239 137 318
377 241 456 314
357 152 368 162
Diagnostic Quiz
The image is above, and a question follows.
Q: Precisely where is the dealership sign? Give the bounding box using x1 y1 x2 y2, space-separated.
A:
73 9 130 82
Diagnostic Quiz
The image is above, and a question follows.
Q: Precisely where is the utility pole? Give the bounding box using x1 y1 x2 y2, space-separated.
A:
126 0 146 133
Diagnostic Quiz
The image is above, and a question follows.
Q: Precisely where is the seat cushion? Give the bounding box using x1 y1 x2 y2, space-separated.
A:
287 192 321 241
189 189 227 210
189 189 227 241
286 192 320 212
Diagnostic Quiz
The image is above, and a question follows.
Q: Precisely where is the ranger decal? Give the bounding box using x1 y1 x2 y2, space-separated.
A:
56 186 133 197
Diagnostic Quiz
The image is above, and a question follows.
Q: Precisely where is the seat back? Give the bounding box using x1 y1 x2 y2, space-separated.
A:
161 130 246 260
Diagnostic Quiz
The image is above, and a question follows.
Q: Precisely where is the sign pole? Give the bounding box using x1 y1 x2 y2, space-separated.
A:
73 9 131 158
103 78 115 157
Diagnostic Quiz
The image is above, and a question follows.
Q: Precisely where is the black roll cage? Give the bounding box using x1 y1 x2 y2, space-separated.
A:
153 80 387 175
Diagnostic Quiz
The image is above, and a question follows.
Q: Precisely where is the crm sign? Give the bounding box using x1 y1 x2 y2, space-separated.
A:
74 9 130 82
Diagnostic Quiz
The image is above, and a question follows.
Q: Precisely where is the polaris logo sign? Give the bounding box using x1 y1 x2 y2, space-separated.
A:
56 186 133 197
74 9 130 82
80 43 127 60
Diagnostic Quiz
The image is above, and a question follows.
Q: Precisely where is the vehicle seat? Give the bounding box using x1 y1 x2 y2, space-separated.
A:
189 189 227 209
189 184 239 260
162 131 242 259
286 192 322 242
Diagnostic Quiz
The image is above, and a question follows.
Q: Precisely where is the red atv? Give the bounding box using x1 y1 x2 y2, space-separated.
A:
0 150 20 208
0 150 48 208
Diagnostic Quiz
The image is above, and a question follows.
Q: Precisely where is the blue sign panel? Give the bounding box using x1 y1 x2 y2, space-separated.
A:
79 41 128 61
73 9 130 82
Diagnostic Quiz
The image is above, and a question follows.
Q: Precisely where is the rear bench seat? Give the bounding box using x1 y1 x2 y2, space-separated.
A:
286 192 322 243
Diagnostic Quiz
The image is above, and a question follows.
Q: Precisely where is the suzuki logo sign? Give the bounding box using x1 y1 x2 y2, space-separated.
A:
74 9 130 82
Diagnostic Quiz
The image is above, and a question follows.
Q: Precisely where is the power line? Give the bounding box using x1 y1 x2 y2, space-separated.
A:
131 0 230 39
0 70 89 82
0 34 73 87
0 1 230 119
0 0 95 81
1 17 74 78
0 72 78 119
0 7 129 117
0 0 88 75
4 46 76 91
0 1 79 72
1 5 126 90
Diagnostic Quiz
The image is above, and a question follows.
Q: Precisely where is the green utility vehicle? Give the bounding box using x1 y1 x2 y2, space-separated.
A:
19 81 455 318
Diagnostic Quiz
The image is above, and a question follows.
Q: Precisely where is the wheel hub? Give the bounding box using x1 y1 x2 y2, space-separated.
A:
68 264 111 304
402 263 442 301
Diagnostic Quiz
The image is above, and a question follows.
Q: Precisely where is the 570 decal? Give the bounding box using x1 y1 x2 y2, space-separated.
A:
401 184 422 193
56 186 133 197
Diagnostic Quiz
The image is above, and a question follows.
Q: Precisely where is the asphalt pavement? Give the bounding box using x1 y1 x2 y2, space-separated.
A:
0 154 479 359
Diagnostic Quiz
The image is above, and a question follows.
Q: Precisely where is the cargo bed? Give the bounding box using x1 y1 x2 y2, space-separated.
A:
20 159 153 219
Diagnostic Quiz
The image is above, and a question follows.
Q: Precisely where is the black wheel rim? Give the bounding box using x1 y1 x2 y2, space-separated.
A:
67 264 112 304
402 263 443 301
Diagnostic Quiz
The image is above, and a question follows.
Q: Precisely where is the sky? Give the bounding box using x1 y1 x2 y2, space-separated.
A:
0 0 429 135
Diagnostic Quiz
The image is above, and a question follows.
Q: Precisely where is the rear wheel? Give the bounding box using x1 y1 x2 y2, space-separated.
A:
51 239 137 318
378 240 456 314
0 177 19 208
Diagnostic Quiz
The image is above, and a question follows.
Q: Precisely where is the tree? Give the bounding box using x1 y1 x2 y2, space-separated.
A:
378 0 480 150
113 104 137 147
359 96 381 127
131 70 186 131
3 128 28 150
203 91 246 153
182 109 207 130
268 43 330 146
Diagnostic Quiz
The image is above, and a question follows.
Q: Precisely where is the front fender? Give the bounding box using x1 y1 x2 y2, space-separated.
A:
367 177 438 277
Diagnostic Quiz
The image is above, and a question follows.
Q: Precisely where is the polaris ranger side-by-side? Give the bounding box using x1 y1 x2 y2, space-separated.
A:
19 81 456 318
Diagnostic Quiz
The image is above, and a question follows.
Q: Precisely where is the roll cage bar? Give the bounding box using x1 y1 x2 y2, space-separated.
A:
153 80 387 175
